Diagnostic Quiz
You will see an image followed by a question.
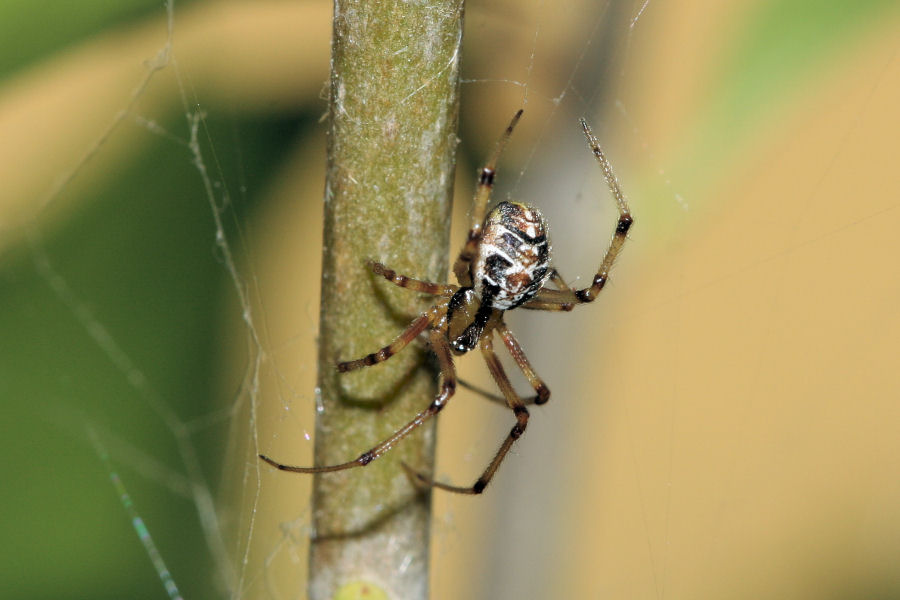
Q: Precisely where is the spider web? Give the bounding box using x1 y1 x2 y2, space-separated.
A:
2 1 899 599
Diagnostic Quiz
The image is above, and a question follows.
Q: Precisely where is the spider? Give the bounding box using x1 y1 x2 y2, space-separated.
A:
260 109 633 494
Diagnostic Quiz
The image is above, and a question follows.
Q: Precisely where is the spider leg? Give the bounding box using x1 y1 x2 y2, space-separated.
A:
548 268 572 292
453 109 523 286
406 331 529 494
260 329 457 475
521 268 579 311
520 271 575 311
454 322 550 407
523 119 633 311
367 261 457 296
497 322 550 405
336 305 442 372
519 288 577 311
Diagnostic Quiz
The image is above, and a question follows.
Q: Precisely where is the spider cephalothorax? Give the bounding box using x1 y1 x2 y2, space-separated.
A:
260 110 633 494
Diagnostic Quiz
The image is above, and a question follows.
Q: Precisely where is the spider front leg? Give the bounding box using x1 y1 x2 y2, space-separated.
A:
260 328 457 475
524 119 633 311
453 109 523 286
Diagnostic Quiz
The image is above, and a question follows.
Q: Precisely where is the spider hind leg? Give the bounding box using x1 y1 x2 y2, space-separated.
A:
404 330 532 494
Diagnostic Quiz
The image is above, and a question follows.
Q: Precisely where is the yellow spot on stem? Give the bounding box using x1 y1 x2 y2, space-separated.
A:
333 581 389 600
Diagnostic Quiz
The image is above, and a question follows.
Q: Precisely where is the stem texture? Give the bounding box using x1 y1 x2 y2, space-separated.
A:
311 1 463 598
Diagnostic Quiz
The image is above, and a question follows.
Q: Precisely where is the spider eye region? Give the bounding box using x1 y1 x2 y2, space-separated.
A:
474 201 551 310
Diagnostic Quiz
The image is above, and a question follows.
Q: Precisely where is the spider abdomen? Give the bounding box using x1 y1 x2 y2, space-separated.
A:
474 201 551 310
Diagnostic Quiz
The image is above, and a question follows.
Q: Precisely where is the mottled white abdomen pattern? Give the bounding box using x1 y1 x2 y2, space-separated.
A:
474 201 551 310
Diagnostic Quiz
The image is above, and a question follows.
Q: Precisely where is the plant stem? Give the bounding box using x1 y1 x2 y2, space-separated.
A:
310 1 463 598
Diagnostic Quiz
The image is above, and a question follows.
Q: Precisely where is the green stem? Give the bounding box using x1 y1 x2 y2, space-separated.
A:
310 1 463 598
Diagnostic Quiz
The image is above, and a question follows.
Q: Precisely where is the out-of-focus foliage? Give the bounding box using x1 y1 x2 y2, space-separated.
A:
1 1 898 599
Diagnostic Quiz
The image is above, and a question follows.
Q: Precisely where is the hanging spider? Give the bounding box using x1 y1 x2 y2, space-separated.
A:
260 109 633 494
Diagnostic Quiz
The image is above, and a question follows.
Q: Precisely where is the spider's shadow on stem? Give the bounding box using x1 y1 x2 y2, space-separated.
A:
331 266 437 409
310 489 428 541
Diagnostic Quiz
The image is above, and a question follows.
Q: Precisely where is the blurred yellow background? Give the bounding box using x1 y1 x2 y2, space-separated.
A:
1 1 898 599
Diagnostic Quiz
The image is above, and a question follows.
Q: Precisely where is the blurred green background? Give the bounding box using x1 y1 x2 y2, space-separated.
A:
1 1 899 599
